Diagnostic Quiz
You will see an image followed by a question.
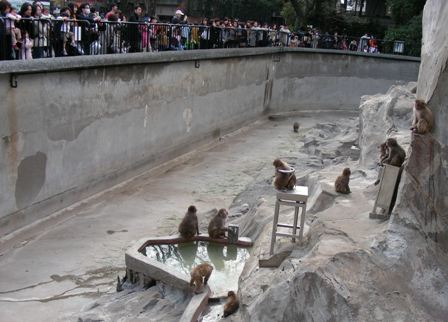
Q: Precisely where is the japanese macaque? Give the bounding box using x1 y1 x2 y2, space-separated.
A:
411 99 433 135
223 291 239 317
335 168 351 194
383 138 406 167
208 209 228 239
378 142 389 166
178 205 199 239
190 263 213 294
293 122 300 133
273 159 296 190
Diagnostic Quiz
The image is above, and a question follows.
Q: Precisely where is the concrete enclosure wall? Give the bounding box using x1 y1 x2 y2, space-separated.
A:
0 48 420 237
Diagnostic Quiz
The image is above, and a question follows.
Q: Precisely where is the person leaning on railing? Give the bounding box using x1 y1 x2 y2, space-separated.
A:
0 0 14 60
30 3 50 59
105 14 123 54
76 3 101 55
127 5 142 53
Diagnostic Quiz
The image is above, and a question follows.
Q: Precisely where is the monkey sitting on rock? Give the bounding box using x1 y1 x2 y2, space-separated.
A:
223 291 239 317
190 263 213 294
293 122 300 133
411 99 433 135
178 205 199 239
208 209 228 239
335 168 351 194
273 159 296 190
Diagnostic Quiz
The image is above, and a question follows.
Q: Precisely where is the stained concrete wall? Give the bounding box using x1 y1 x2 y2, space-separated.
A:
0 48 419 237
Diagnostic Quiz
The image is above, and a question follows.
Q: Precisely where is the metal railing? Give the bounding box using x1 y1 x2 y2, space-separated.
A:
0 17 405 61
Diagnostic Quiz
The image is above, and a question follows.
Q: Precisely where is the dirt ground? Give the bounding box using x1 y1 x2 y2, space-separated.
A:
0 111 384 322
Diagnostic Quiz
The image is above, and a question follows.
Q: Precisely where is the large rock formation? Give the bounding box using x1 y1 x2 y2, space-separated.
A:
234 1 448 321
396 0 448 250
358 83 416 168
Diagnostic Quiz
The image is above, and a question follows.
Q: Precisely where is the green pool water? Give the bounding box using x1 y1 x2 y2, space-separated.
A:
144 241 249 295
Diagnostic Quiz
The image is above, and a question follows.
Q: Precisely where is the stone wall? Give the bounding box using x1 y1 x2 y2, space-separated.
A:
0 48 419 236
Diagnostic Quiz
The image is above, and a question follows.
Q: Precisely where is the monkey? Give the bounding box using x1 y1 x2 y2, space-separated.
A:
374 142 389 185
335 168 351 194
410 99 433 135
293 122 300 133
178 205 199 239
378 142 389 166
208 209 228 239
273 159 296 190
223 290 239 317
383 138 406 167
190 263 213 294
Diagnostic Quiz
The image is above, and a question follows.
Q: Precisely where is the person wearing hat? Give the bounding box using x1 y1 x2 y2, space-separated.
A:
171 9 186 24
171 9 188 49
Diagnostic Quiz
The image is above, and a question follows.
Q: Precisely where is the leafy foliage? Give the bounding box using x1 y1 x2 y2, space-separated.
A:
387 0 426 24
384 14 423 56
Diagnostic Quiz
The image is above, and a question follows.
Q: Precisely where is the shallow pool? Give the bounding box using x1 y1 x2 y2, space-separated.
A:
144 241 249 295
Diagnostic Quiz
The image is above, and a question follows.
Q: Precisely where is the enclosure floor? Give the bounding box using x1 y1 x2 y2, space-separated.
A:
0 111 381 322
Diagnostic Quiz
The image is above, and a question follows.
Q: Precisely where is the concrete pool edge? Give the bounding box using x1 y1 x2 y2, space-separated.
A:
125 234 253 321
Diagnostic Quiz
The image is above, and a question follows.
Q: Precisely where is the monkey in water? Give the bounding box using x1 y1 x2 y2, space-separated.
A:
223 291 239 317
208 209 228 239
178 205 199 239
190 263 213 294
411 99 433 135
335 168 351 194
293 122 300 133
383 138 406 167
273 159 296 190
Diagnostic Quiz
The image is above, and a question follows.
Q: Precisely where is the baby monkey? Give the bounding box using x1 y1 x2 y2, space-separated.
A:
335 168 351 194
190 263 213 294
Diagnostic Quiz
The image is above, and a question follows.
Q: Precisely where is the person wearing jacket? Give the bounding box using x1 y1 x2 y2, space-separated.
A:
127 5 142 53
76 3 100 55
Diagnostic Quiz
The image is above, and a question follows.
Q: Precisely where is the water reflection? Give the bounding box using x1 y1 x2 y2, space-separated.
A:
145 241 249 295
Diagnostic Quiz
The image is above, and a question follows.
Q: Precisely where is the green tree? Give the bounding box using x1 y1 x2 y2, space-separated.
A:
387 0 426 24
385 14 422 56
281 1 301 29
385 0 426 56
284 0 338 30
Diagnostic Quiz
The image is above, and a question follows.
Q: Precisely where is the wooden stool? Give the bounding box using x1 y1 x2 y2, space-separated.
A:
270 186 308 255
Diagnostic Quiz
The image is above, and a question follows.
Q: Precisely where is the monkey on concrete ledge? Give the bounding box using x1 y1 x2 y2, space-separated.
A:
208 209 228 239
178 205 199 239
190 263 213 294
223 290 239 317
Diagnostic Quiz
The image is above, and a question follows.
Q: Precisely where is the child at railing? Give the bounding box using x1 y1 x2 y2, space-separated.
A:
20 30 33 59
6 7 22 52
57 12 75 55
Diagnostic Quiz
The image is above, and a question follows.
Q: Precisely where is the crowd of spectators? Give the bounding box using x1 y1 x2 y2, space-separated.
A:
0 1 383 61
